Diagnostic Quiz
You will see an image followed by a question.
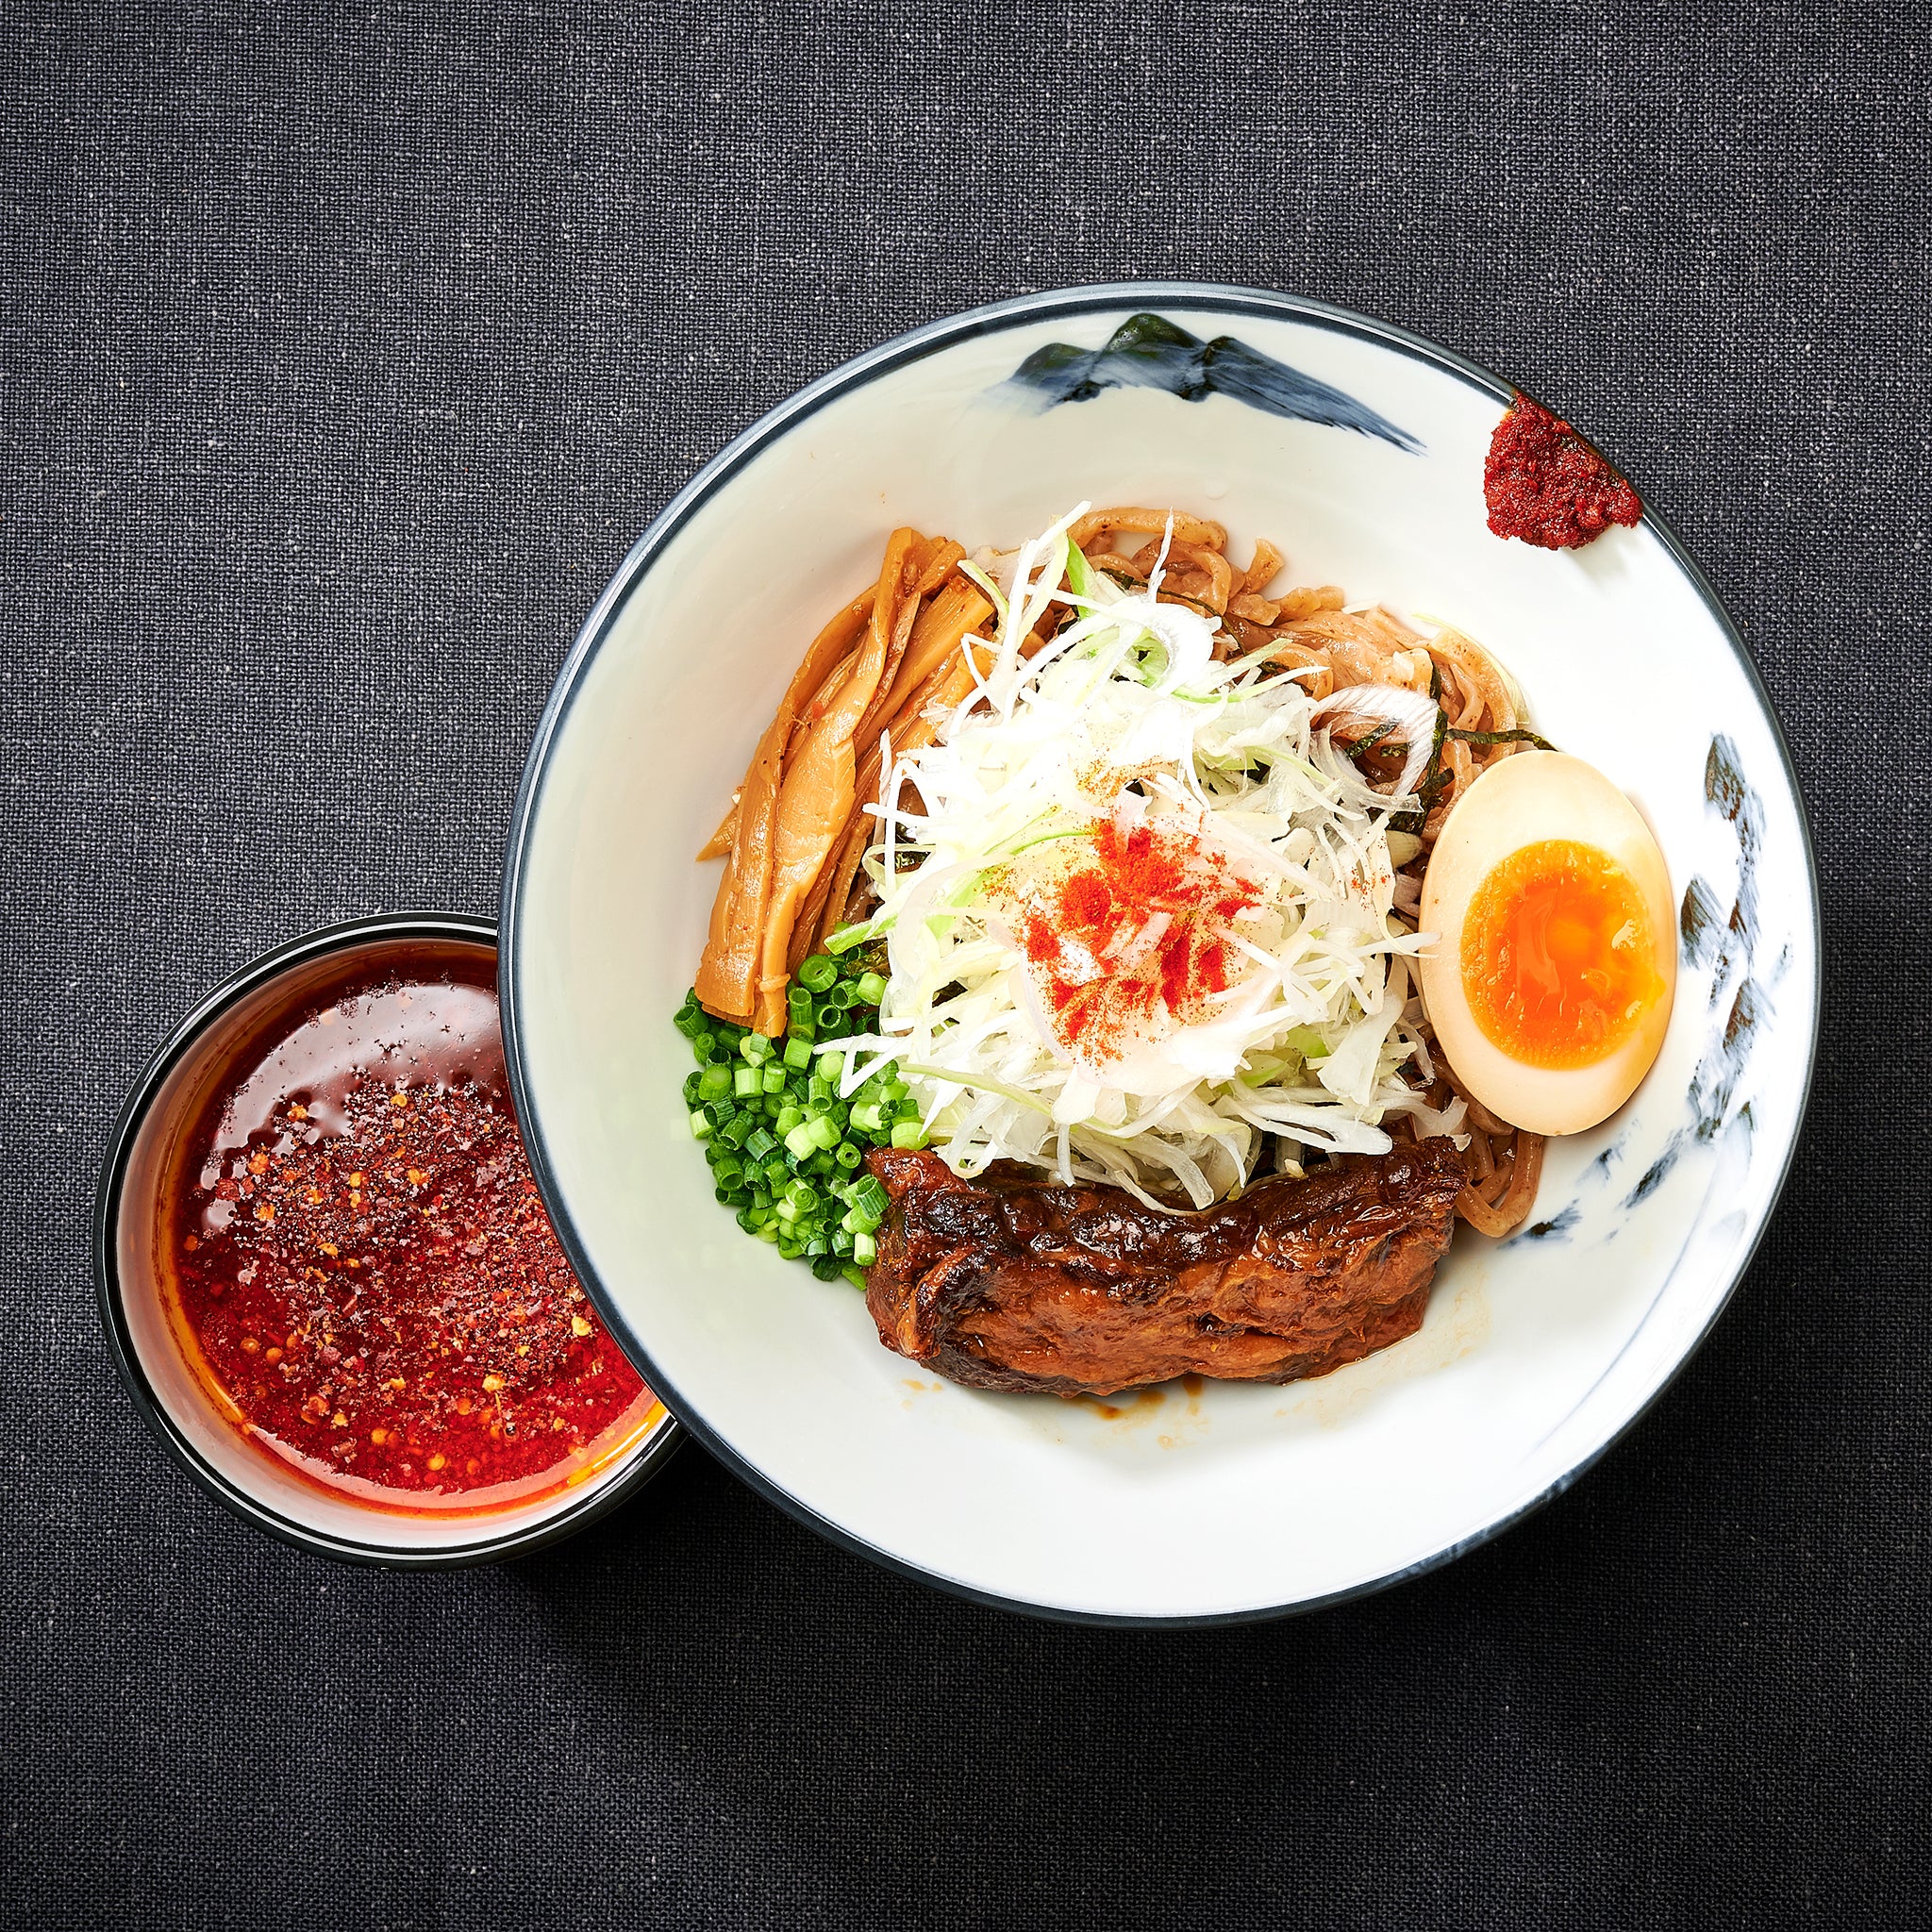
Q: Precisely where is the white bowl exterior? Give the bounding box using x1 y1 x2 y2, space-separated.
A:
509 292 1816 1619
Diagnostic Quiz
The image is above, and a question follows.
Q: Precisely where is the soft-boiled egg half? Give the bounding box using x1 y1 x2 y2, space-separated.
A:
1419 753 1675 1137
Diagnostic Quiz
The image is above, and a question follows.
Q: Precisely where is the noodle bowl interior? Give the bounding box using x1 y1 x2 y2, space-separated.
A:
673 504 1675 1397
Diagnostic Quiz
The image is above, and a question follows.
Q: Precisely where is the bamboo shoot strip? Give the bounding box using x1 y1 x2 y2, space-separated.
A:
694 585 875 1021
753 528 918 1036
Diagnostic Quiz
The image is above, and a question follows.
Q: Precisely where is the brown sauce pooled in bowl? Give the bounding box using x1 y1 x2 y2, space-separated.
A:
164 946 655 1514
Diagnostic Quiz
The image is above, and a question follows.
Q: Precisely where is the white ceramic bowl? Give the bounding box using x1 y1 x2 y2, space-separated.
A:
502 285 1819 1623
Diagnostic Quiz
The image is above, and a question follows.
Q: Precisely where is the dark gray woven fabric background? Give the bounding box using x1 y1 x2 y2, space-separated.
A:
3 2 1925 1925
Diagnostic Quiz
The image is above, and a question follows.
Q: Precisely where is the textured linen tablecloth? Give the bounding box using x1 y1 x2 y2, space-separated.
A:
3 4 1924 1926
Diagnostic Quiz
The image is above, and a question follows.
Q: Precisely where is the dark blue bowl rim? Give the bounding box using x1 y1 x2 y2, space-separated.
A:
92 908 682 1570
498 280 1823 1626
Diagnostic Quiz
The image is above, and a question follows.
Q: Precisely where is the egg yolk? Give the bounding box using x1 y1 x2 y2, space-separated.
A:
1460 839 1663 1069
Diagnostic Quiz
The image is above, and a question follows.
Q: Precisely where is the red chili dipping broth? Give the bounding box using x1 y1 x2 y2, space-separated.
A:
164 946 656 1515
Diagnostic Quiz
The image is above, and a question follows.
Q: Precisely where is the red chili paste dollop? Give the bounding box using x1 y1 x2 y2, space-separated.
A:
1484 391 1642 550
1008 817 1260 1060
167 953 654 1512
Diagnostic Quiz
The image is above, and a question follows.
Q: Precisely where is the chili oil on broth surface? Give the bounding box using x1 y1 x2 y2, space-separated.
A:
163 950 658 1516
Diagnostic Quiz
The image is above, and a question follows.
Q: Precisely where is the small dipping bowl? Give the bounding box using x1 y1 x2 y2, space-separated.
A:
94 911 679 1566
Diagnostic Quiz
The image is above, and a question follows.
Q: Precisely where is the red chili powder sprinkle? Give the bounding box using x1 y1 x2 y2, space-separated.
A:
1018 819 1259 1059
1484 391 1642 550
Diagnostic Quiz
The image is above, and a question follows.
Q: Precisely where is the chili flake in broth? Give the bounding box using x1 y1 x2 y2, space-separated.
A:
168 956 653 1509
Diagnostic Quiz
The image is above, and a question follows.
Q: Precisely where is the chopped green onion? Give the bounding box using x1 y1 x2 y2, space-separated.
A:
678 984 914 1289
841 1264 869 1290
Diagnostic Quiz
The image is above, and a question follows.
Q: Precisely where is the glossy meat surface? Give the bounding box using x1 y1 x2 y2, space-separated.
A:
864 1142 1468 1397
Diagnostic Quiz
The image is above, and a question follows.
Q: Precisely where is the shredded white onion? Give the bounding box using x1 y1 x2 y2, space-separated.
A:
818 507 1465 1208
